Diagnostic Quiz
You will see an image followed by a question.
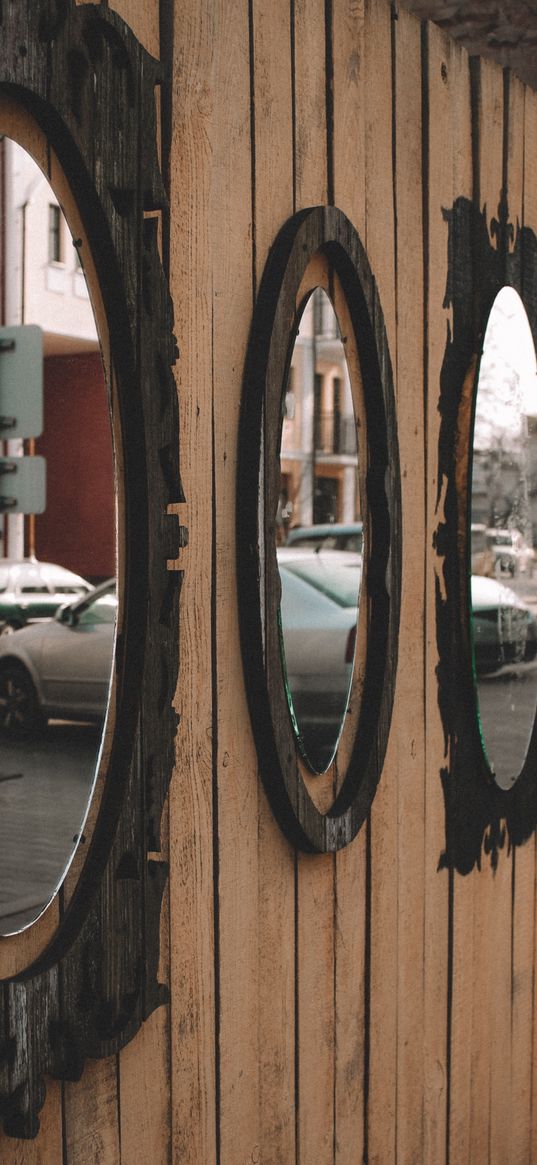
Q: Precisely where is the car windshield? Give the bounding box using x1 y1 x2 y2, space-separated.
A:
79 590 117 625
282 559 360 608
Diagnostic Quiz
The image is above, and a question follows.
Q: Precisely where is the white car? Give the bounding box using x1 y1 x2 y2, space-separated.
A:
0 580 116 737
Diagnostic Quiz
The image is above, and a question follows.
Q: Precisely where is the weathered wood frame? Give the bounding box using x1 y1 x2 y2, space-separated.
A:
438 184 537 874
238 206 401 852
0 0 182 1139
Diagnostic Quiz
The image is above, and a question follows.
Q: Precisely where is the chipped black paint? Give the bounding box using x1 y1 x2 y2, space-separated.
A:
437 192 537 874
0 0 182 1139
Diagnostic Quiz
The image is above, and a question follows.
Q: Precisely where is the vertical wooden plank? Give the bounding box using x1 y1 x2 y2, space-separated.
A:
168 1 217 1163
107 1 160 56
211 3 260 1163
252 4 297 1162
0 1080 63 1165
118 1004 170 1165
424 24 465 1165
332 3 367 1161
512 842 536 1165
393 8 427 1163
64 1059 120 1164
424 31 475 1165
293 4 335 1163
362 1 398 1161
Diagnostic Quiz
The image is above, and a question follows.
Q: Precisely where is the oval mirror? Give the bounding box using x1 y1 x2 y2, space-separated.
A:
471 286 537 789
278 288 361 773
0 138 115 933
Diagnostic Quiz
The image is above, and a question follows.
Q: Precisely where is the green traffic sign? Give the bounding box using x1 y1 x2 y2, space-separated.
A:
0 456 46 514
0 325 43 439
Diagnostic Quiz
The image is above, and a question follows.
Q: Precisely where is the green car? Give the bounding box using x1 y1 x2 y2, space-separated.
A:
0 559 91 633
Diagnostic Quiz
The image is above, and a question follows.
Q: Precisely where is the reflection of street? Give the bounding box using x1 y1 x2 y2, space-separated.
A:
0 724 100 933
477 664 537 789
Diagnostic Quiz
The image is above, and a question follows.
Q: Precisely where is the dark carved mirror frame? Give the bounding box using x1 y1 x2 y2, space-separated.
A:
438 192 537 875
238 206 401 853
0 1 182 1139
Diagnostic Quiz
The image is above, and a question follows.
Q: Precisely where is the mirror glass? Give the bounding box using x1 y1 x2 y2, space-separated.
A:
278 287 361 773
471 286 537 788
0 138 115 933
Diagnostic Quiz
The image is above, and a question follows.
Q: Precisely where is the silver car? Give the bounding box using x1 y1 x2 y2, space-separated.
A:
0 580 116 737
277 550 361 767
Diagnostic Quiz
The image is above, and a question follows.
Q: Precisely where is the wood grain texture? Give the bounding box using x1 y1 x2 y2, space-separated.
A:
108 0 160 56
168 0 217 1162
362 1 398 1161
64 1059 120 1165
211 2 261 1164
332 4 366 1159
5 2 537 1161
423 23 460 1165
393 8 427 1163
251 2 297 1161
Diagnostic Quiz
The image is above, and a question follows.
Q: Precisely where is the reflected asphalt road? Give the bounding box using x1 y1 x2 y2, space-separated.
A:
0 723 100 933
477 663 537 790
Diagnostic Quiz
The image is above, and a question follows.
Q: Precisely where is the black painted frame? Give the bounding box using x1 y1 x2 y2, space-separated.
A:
238 206 401 853
438 190 537 874
0 0 182 1138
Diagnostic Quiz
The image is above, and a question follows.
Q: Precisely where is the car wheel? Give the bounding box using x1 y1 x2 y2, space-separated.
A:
0 663 45 738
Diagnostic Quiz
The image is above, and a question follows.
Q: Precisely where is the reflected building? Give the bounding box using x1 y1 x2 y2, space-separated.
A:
279 289 359 538
0 138 114 582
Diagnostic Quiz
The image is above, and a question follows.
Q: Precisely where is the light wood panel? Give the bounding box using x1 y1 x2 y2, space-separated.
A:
425 30 477 1165
108 0 160 56
332 3 367 1160
424 24 463 1165
4 4 537 1163
64 1059 120 1165
251 2 297 1161
393 9 427 1162
211 3 261 1163
363 1 398 1160
168 0 217 1161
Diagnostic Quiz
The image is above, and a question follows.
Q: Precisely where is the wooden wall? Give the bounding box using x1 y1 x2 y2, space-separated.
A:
2 0 537 1161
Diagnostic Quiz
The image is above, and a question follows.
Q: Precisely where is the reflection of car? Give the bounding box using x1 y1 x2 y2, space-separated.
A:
0 580 116 737
471 575 537 674
484 528 535 576
286 521 363 554
0 558 91 633
471 523 495 577
277 550 360 766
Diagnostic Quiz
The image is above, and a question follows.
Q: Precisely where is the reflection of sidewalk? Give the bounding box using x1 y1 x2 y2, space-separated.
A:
476 664 537 790
0 724 99 936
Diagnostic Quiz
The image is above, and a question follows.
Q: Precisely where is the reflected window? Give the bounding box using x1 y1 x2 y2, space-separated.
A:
471 286 537 788
48 203 61 263
278 287 361 773
0 138 115 934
